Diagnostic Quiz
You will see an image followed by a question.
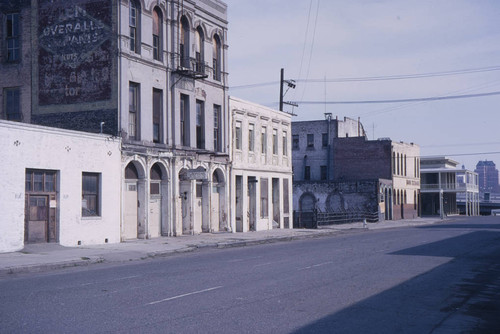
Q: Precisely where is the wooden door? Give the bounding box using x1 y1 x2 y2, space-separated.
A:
25 195 49 243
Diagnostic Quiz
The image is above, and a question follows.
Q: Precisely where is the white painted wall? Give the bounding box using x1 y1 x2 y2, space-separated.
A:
0 121 121 253
230 97 294 231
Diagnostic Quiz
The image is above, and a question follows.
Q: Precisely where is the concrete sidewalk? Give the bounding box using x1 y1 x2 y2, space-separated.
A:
0 217 445 277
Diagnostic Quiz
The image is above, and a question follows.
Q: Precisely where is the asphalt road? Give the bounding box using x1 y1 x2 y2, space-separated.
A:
1 216 500 334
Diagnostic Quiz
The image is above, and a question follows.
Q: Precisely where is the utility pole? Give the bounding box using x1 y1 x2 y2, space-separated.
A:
279 68 284 112
279 68 298 112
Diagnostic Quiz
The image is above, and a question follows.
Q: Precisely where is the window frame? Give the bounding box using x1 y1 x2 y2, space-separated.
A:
129 0 140 54
3 87 21 121
272 128 278 155
152 7 163 61
152 88 162 143
196 100 205 149
213 104 221 152
322 133 328 147
304 166 311 180
213 34 222 81
180 94 189 146
261 126 267 154
6 13 20 62
292 134 299 150
128 82 140 140
82 172 101 217
307 134 314 149
235 120 242 150
248 123 255 152
282 131 288 156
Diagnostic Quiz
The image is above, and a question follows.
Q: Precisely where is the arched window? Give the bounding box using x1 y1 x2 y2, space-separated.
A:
153 7 163 60
180 16 190 67
129 0 141 53
195 27 204 73
213 34 222 81
150 163 163 195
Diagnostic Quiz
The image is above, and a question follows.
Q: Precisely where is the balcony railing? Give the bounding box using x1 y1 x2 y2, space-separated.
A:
176 57 208 79
421 183 479 192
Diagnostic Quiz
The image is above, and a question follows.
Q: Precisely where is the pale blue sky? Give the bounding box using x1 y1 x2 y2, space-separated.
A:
224 0 500 171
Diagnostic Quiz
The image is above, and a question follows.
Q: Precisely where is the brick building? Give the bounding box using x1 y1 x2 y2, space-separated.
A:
292 116 420 223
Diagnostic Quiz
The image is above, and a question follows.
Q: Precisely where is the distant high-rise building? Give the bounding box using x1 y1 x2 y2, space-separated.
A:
475 160 500 193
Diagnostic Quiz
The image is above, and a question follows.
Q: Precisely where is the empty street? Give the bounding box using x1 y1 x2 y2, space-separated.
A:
1 216 500 333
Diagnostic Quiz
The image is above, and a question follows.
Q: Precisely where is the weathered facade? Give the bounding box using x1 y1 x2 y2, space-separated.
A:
292 117 420 223
0 0 32 123
229 97 293 232
0 120 121 253
1 0 230 242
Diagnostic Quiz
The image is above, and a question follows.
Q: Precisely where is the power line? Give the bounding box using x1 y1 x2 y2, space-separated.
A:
292 91 500 105
298 65 500 83
229 65 500 90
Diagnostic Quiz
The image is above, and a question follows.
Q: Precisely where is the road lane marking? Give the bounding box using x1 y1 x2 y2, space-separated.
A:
298 261 334 271
146 286 223 305
80 275 141 286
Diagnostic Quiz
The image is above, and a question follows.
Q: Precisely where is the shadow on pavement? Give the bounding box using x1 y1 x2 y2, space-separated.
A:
292 231 500 334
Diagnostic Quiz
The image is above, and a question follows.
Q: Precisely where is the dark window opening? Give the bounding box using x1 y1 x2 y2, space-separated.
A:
307 134 314 148
6 13 20 62
129 82 140 140
292 135 299 150
213 104 221 151
320 165 327 180
4 87 21 121
196 100 205 149
304 166 311 180
82 173 100 217
153 89 162 143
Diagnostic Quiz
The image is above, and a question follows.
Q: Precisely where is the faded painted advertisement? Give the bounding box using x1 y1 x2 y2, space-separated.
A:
38 0 112 105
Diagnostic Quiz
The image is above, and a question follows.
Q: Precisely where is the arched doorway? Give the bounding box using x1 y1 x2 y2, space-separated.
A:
149 163 168 238
178 168 192 234
124 161 146 239
212 169 226 232
298 192 317 228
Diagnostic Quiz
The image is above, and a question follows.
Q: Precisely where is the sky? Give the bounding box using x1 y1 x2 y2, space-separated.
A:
223 0 500 171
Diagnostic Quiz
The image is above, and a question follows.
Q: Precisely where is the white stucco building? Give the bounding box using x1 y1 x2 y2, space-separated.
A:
0 120 121 253
229 97 293 231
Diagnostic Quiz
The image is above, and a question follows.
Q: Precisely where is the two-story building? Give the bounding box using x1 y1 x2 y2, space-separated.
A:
420 157 479 216
229 97 293 231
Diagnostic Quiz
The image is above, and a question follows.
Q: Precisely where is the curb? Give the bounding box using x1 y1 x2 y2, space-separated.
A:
0 256 104 277
0 220 443 277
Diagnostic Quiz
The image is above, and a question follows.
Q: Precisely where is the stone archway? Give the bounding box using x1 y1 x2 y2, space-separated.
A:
211 168 227 232
123 161 146 239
